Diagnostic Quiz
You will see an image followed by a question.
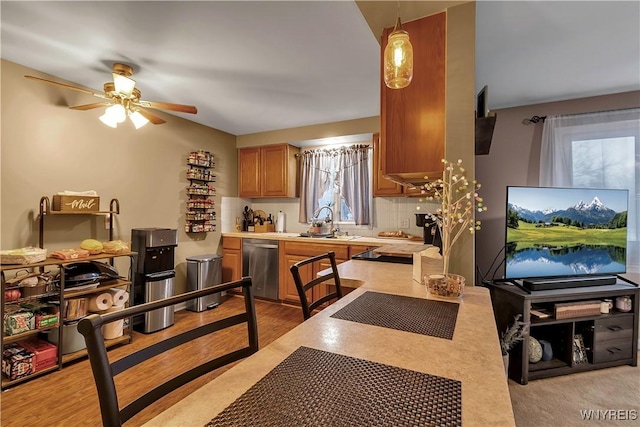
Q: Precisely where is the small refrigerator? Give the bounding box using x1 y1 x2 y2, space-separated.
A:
186 254 222 312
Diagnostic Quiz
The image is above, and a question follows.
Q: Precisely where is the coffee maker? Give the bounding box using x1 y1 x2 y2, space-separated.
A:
415 213 442 253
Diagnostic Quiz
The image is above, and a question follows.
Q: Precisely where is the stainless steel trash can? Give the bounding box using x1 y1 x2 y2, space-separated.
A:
144 270 175 332
186 254 222 312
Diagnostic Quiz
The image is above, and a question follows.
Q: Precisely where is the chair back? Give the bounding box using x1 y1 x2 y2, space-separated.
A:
290 251 343 320
78 276 258 427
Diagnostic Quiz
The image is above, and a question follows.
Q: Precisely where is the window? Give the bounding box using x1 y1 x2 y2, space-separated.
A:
540 108 640 269
316 156 354 222
298 145 372 226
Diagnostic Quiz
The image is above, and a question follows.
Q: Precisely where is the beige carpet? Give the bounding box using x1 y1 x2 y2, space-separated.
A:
509 355 640 426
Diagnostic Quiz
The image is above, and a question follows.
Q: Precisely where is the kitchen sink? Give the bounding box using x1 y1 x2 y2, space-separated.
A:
298 232 335 238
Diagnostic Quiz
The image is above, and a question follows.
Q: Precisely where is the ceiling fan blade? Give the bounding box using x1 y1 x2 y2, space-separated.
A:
70 102 112 111
136 108 167 125
24 75 109 100
135 100 197 114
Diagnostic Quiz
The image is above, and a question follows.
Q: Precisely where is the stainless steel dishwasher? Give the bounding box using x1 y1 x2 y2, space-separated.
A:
242 238 279 300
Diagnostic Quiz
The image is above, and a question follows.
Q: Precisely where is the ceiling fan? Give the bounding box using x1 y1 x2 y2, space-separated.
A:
24 63 198 129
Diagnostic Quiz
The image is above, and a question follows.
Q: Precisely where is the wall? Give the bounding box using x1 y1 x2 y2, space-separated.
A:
0 59 238 294
475 90 640 281
236 116 379 148
445 2 476 283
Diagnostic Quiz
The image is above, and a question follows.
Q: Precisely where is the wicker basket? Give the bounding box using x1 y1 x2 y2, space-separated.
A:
554 300 602 319
0 247 47 265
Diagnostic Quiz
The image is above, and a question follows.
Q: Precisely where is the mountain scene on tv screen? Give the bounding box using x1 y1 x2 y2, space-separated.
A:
506 195 628 278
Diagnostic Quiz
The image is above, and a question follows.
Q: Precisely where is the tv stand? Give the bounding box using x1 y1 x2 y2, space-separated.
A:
522 275 617 291
484 279 638 384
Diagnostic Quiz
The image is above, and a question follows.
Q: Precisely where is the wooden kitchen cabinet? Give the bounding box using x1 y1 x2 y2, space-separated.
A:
238 144 299 198
221 236 242 283
279 241 349 305
380 12 446 185
373 133 421 197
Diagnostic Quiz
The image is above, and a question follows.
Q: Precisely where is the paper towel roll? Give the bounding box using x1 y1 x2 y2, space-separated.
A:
101 305 124 339
88 292 113 312
276 211 286 233
107 288 129 307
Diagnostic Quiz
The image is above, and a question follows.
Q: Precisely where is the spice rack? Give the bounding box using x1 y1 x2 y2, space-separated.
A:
186 150 216 233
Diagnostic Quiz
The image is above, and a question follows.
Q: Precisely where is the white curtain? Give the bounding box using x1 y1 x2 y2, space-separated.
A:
337 146 372 225
298 150 332 223
539 108 640 270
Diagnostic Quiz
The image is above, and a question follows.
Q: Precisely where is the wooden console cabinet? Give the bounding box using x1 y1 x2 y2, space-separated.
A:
484 280 639 385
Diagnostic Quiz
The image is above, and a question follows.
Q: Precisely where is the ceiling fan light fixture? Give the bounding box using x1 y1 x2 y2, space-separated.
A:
105 103 127 123
384 6 413 89
99 112 118 128
113 73 136 96
129 110 150 129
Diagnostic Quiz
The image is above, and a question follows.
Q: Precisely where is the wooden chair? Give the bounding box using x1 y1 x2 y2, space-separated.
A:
290 251 343 320
77 276 258 427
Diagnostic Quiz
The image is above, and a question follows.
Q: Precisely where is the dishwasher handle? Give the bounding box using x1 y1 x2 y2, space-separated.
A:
252 244 278 249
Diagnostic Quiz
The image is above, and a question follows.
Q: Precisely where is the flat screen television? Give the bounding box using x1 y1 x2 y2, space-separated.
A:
505 186 629 283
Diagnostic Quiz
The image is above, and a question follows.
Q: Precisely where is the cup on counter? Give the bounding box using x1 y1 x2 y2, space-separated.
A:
600 301 610 314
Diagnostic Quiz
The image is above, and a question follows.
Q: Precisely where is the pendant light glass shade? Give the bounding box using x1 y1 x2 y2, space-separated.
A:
384 17 413 89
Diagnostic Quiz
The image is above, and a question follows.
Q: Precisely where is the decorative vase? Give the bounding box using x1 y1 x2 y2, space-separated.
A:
503 353 509 377
311 226 322 234
425 273 465 298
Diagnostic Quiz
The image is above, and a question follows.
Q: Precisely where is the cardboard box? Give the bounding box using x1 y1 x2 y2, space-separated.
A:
4 310 35 335
19 339 58 372
2 344 34 380
52 195 100 212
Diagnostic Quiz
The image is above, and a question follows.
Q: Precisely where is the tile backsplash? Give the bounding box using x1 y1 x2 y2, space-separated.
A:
222 196 439 239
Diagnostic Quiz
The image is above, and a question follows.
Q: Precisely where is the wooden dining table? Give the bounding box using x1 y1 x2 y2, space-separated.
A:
145 260 515 426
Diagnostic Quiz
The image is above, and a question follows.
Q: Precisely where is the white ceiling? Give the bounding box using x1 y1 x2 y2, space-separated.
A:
1 1 639 136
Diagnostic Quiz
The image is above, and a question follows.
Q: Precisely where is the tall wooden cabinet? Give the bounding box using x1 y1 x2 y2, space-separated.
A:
373 133 421 197
380 12 446 184
238 144 299 198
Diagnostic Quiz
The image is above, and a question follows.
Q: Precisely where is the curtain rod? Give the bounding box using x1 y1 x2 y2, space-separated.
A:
294 144 372 157
522 106 639 125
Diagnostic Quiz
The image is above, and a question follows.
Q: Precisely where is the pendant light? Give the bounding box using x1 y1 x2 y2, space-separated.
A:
384 1 413 89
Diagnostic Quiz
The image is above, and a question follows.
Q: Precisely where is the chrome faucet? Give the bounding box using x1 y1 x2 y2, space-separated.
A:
311 205 334 236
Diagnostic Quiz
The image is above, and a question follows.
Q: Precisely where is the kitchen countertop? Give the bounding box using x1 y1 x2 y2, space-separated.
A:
222 231 425 246
145 260 515 426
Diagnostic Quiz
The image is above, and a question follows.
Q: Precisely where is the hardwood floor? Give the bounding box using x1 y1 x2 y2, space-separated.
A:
0 295 303 427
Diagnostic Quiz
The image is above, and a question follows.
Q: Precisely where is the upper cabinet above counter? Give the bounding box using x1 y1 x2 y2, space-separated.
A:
379 11 446 187
238 143 299 198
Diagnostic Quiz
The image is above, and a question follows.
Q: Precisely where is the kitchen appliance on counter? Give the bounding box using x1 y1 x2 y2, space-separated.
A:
415 213 442 251
242 238 279 300
131 228 177 333
351 249 413 264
